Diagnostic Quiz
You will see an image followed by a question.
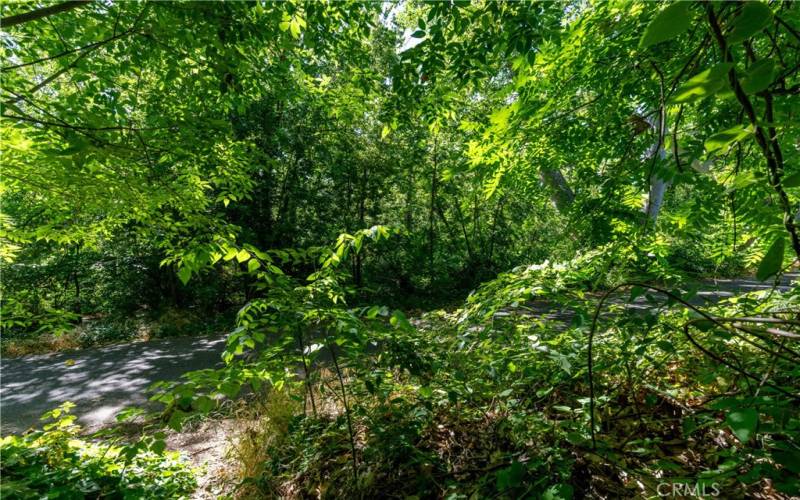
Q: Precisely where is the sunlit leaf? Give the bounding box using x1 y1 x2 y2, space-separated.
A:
756 237 784 281
670 63 733 104
727 2 772 44
705 124 751 154
177 266 192 285
639 2 693 49
740 58 776 94
247 259 261 272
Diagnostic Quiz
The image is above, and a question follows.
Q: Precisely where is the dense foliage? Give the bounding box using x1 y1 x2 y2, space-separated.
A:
2 0 799 498
0 403 196 499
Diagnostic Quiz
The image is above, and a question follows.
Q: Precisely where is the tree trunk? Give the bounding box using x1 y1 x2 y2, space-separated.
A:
642 111 669 223
539 167 575 213
72 246 81 314
451 198 475 264
354 162 368 287
73 273 81 314
644 174 668 222
404 171 414 232
428 139 438 275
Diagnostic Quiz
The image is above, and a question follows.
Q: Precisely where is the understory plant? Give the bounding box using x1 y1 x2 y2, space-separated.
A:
0 403 197 499
156 234 800 498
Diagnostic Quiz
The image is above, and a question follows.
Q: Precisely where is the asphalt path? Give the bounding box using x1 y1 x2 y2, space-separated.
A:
1 335 227 434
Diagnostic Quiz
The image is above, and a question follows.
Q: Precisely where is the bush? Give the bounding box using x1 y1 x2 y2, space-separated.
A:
0 403 196 499
151 309 212 339
77 318 140 347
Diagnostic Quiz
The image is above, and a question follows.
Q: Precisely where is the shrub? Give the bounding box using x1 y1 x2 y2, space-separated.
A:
0 403 196 499
77 318 139 347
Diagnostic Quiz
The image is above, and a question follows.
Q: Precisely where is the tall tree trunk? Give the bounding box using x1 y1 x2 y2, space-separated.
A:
428 139 438 275
72 246 81 314
642 110 669 224
404 161 414 232
644 175 668 222
451 198 476 264
73 273 81 314
539 167 575 213
487 197 506 264
354 162 368 287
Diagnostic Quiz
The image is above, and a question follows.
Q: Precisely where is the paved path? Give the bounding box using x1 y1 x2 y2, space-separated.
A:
1 273 796 434
1 335 226 434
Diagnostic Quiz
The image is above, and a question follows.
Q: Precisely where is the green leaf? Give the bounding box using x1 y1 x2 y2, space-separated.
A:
193 396 215 413
656 340 675 353
289 19 302 39
705 124 751 154
151 439 166 455
639 2 693 49
220 381 241 399
411 30 426 38
221 247 237 261
390 310 413 331
353 234 363 253
782 172 800 188
630 285 646 302
670 63 733 104
543 484 574 500
741 59 776 94
756 237 785 281
167 410 187 431
365 305 380 318
235 249 250 263
496 461 525 491
177 266 192 285
694 319 715 331
727 2 772 44
247 259 261 272
725 170 759 193
773 449 800 475
726 408 758 442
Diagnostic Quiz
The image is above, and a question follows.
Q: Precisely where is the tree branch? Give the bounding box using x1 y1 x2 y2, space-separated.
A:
707 5 800 260
1 1 90 28
2 28 135 72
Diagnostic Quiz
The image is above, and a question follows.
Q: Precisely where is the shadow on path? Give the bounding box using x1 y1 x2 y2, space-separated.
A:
1 335 226 434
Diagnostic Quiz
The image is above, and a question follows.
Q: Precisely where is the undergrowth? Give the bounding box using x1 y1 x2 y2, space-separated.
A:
25 238 793 498
0 308 232 357
194 248 800 498
0 403 197 499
